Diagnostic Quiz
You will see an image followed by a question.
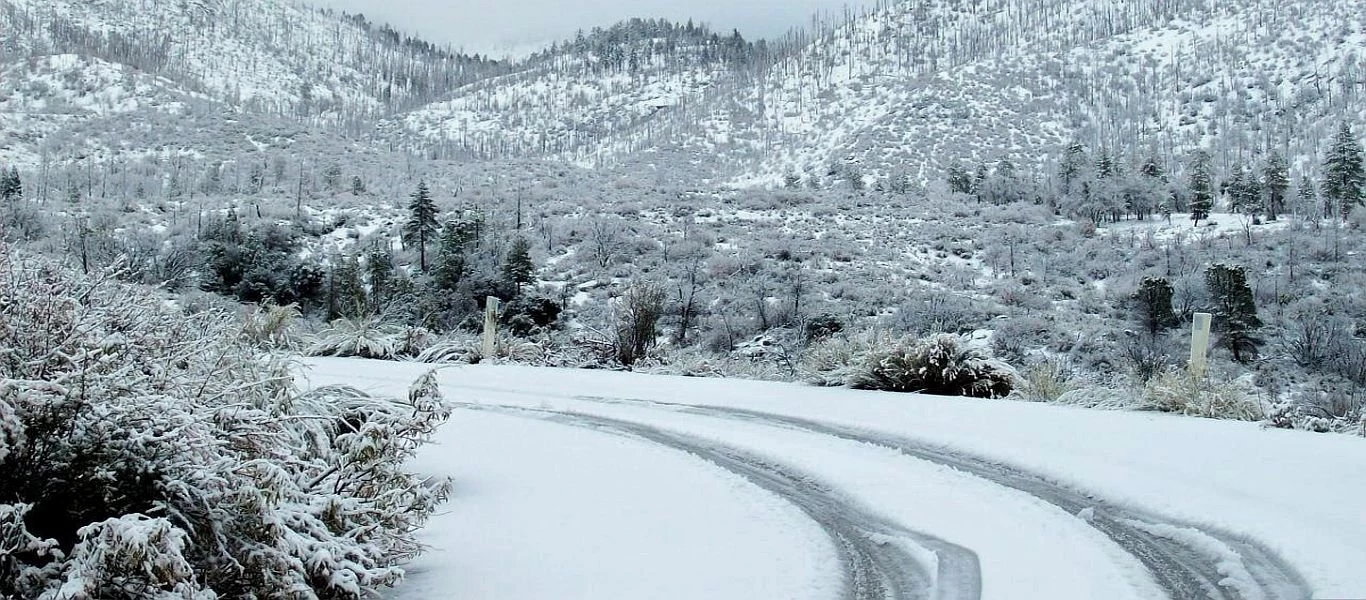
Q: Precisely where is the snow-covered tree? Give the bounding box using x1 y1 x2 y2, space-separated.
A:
1262 152 1289 220
404 181 439 271
1321 122 1365 220
1187 150 1214 224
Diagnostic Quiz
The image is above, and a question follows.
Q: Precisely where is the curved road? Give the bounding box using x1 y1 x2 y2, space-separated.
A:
567 395 1311 600
457 403 983 600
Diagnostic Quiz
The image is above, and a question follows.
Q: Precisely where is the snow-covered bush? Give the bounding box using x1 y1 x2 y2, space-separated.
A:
240 301 304 350
1014 357 1077 402
415 335 481 364
1264 382 1364 434
1141 368 1265 420
1055 384 1143 410
849 333 1018 398
307 316 404 359
0 250 451 599
801 330 891 387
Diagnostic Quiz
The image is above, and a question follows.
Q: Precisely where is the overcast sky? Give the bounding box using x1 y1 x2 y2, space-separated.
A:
312 0 874 56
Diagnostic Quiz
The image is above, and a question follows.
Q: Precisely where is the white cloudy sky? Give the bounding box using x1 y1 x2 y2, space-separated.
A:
312 0 875 56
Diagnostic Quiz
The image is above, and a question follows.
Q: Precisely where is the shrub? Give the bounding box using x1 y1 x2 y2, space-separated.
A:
239 301 303 351
801 330 889 387
1141 368 1265 420
0 250 451 599
415 336 480 364
1014 357 1077 402
307 316 404 359
849 333 1018 398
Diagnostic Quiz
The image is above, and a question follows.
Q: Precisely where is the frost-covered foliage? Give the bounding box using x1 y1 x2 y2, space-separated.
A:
239 301 304 351
307 316 406 360
1014 357 1078 403
801 330 892 387
0 250 451 599
1141 368 1265 421
1055 384 1143 410
849 334 1018 398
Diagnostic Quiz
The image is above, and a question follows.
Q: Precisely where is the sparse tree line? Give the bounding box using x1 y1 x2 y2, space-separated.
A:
925 121 1364 227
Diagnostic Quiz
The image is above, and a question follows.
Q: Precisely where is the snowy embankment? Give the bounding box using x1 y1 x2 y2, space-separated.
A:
302 359 1366 600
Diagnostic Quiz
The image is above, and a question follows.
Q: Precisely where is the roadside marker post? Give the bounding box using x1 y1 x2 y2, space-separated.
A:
1189 312 1212 377
483 297 500 360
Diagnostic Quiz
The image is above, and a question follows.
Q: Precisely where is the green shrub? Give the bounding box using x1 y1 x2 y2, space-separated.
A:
850 333 1017 398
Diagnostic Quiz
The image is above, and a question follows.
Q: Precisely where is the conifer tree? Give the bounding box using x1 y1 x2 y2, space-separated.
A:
947 162 973 195
1187 150 1214 224
501 236 535 296
366 243 394 314
1204 264 1263 363
1321 122 1365 220
433 212 483 291
1058 143 1087 197
0 166 20 201
403 181 439 271
1134 276 1179 336
329 254 367 320
1262 152 1289 220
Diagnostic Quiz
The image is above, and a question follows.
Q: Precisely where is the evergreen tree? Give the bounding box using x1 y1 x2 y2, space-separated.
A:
1139 156 1165 181
946 162 973 195
432 212 483 291
1262 153 1289 220
0 166 21 201
366 243 394 315
403 181 439 271
1204 264 1263 363
1095 150 1116 180
329 254 367 320
1187 150 1214 224
1321 122 1365 219
1134 276 1179 336
501 236 535 295
1226 161 1261 215
1058 143 1087 197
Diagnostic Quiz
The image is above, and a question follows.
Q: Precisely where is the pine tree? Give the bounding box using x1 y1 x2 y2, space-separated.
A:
329 254 367 320
947 162 973 195
432 212 483 291
403 181 439 271
1139 156 1165 181
1058 143 1087 197
366 244 394 315
1095 150 1116 180
1321 122 1365 220
501 236 535 296
0 166 21 201
1226 161 1261 216
1187 150 1214 224
1204 264 1263 363
1134 276 1179 336
1262 153 1289 220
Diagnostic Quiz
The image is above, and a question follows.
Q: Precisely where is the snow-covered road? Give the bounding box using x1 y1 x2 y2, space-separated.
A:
302 359 1366 600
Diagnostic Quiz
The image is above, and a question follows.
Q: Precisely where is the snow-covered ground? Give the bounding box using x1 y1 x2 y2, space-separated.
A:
302 359 1366 600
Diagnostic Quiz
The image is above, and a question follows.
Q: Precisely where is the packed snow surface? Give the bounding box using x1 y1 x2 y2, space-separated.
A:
302 359 1366 600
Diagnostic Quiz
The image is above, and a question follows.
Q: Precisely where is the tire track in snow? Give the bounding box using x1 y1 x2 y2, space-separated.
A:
453 402 982 600
569 395 1311 600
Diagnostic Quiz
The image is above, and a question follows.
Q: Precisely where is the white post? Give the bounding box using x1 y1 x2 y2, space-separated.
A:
1189 312 1212 377
483 297 500 360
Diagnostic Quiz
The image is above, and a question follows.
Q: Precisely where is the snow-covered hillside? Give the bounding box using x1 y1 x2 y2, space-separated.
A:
387 0 1366 187
305 359 1366 600
0 0 503 117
